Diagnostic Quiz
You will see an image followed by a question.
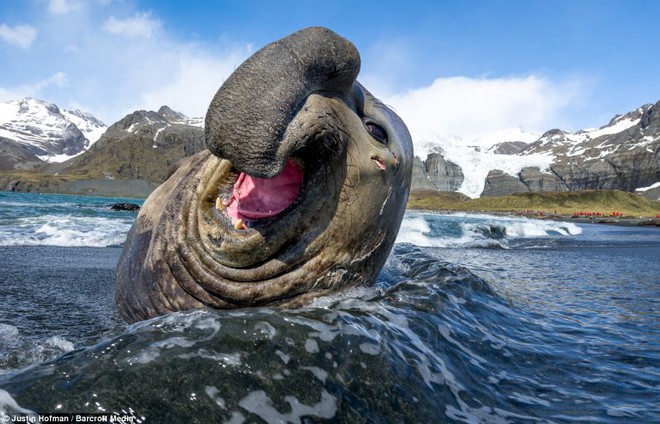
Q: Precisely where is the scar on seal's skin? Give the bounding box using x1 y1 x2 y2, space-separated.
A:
371 156 386 170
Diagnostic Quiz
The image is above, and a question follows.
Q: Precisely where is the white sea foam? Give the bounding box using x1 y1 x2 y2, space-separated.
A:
238 389 337 423
396 213 581 248
0 324 20 347
395 215 435 246
0 323 75 375
0 215 133 247
308 286 381 309
0 389 36 418
45 335 75 352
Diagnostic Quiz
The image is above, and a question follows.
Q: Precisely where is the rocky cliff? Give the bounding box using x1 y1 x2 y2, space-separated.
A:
411 100 660 200
412 153 464 192
0 136 44 171
481 101 660 198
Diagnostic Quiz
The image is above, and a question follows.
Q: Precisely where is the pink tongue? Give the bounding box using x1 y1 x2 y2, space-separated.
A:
226 160 303 223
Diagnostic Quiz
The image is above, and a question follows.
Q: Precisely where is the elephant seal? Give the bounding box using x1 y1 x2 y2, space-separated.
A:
115 27 413 323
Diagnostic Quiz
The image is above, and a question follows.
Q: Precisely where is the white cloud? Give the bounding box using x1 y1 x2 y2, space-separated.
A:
48 0 81 14
0 3 251 124
0 72 68 101
383 75 585 156
33 72 69 91
0 24 38 49
139 51 247 118
103 12 161 38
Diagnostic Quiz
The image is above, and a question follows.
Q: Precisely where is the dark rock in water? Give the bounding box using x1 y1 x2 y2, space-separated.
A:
638 218 660 226
110 202 141 212
472 224 507 240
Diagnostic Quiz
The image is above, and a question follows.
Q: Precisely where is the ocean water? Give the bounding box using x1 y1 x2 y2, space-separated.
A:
0 192 658 423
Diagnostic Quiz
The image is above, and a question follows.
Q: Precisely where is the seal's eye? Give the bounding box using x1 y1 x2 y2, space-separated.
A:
365 122 388 145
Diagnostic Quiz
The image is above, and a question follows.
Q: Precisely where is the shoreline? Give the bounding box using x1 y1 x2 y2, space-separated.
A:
406 208 660 228
3 187 659 228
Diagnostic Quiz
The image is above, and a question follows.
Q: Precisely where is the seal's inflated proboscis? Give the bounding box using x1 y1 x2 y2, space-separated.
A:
115 27 413 323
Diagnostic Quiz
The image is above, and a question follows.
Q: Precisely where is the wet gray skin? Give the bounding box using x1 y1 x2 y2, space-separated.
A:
115 27 413 323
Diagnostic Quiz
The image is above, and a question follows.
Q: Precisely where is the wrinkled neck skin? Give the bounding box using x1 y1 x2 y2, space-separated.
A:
115 28 412 323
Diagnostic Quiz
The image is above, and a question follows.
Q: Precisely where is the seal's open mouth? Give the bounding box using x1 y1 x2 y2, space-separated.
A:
224 160 304 227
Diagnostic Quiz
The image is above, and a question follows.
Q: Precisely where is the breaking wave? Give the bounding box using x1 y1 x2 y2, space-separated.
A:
0 323 74 376
0 192 139 247
396 212 582 248
0 215 134 247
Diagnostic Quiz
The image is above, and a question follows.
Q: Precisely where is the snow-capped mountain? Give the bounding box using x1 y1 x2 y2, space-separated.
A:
61 109 107 148
512 104 655 160
114 105 203 146
414 100 660 199
42 105 206 183
0 98 106 163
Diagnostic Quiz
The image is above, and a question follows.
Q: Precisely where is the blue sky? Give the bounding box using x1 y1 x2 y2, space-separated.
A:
1 0 659 148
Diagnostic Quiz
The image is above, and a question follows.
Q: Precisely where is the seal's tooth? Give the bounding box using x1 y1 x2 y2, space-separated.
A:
234 219 245 230
215 197 225 210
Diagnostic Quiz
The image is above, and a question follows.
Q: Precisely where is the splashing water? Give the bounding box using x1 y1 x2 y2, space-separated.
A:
1 193 659 423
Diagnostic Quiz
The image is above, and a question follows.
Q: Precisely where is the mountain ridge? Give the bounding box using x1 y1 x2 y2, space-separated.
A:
0 97 658 201
41 105 205 183
0 98 107 169
414 100 660 200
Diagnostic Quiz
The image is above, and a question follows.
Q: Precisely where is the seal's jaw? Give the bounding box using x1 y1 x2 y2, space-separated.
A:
205 89 353 239
198 107 347 271
202 87 409 272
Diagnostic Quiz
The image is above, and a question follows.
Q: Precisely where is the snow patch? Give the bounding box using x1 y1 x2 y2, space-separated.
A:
183 116 204 128
635 182 660 192
152 124 169 147
37 152 82 163
587 116 639 140
438 141 555 198
61 109 106 145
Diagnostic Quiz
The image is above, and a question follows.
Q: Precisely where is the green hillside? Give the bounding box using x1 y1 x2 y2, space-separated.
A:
407 190 660 218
